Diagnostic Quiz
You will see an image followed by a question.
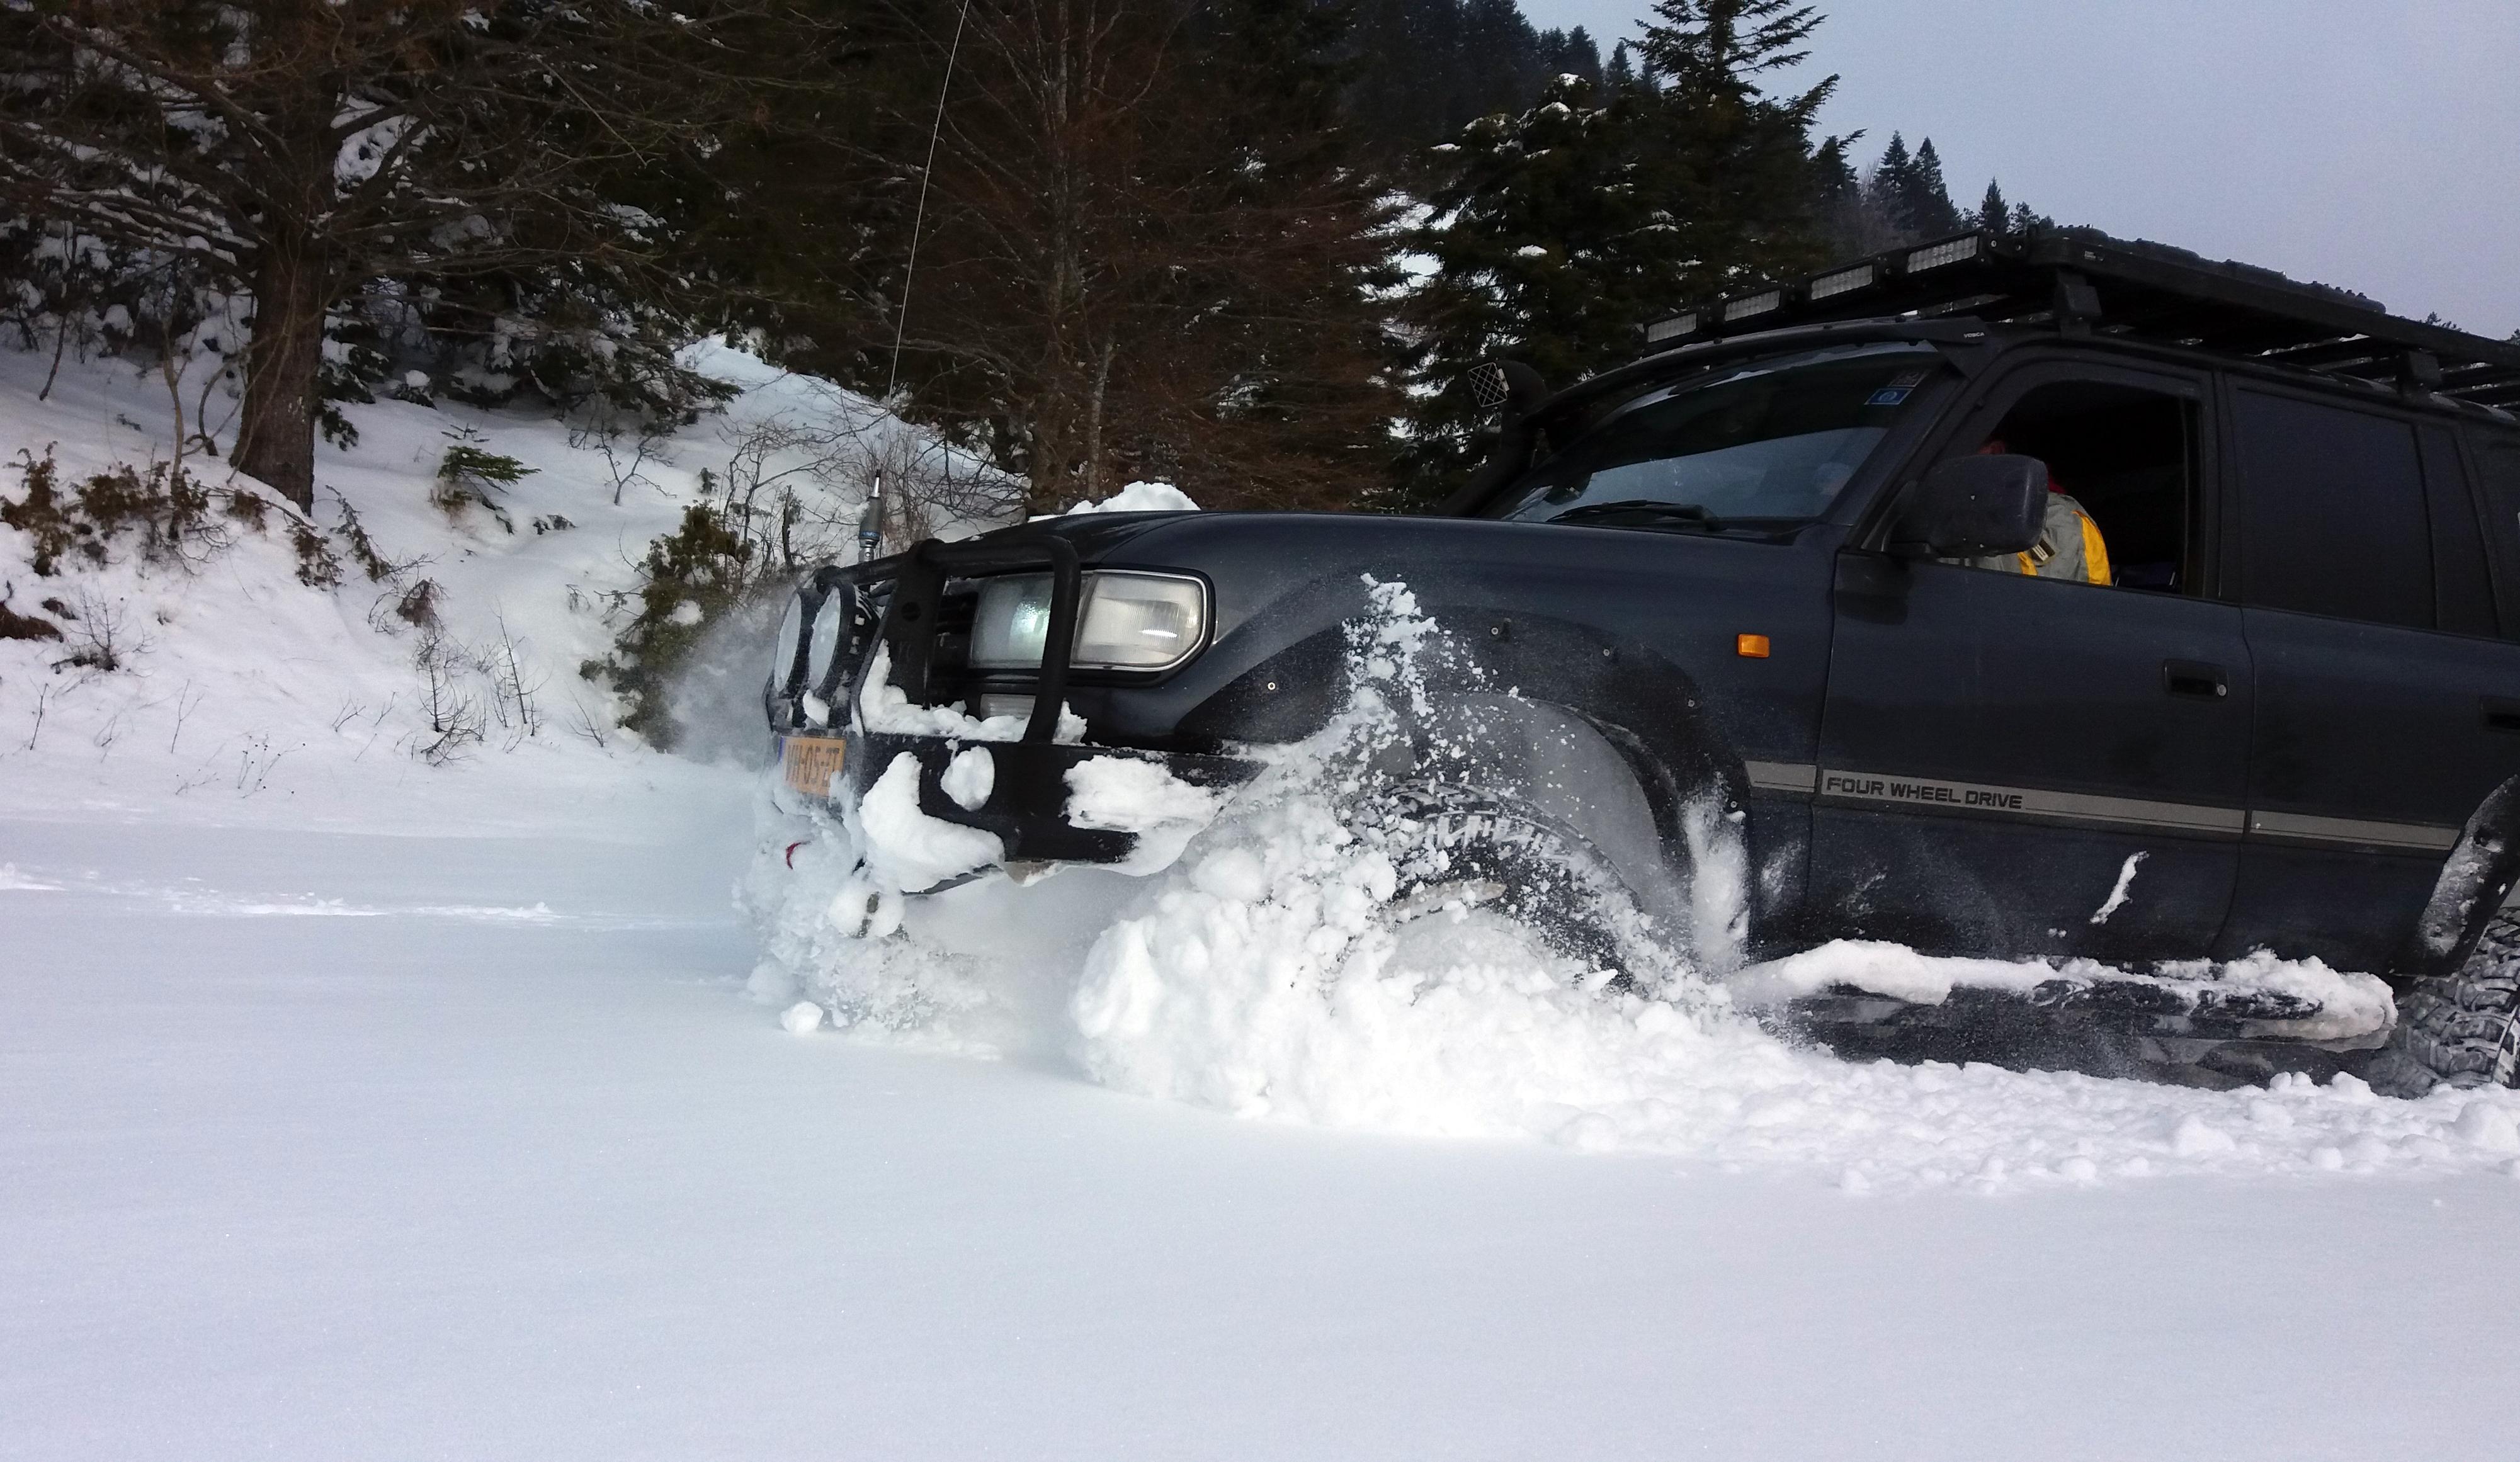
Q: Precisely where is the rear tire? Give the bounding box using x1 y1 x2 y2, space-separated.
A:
2368 913 2520 1097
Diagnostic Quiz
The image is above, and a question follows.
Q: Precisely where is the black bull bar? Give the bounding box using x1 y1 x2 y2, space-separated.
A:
773 536 1261 864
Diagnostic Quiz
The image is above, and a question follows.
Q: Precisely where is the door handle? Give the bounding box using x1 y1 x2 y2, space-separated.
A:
2163 660 2228 700
2485 696 2520 734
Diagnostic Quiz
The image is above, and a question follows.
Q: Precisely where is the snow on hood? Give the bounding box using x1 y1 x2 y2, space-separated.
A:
1059 480 1200 516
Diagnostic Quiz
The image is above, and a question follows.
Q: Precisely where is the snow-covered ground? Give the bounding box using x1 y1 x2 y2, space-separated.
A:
6 342 2520 1459
11 802 2520 1461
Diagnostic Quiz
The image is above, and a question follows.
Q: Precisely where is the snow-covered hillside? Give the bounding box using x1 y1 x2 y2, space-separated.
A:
0 337 989 832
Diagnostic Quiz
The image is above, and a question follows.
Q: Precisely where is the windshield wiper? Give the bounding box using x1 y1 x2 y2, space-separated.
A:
1545 499 1725 531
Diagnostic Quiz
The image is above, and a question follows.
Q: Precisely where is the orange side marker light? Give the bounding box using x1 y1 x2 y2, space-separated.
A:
1736 633 1771 659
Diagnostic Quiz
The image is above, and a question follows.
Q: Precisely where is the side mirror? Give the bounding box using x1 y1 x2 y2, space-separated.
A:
1894 454 2048 557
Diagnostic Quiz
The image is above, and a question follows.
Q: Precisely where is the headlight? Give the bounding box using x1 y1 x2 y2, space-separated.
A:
803 591 844 688
770 594 805 693
969 571 1206 672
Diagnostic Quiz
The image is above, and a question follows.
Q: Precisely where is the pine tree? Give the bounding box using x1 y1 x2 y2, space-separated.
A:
1605 41 1638 90
1396 75 1664 503
1457 0 1547 133
1396 1 1839 507
1633 0 1840 288
1346 0 1587 157
0 1 793 511
1536 25 1605 85
1906 138 1960 235
1978 180 2009 234
1567 26 1605 82
1873 132 1916 223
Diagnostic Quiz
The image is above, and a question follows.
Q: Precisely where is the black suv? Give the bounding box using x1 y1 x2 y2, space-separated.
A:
766 228 2520 1096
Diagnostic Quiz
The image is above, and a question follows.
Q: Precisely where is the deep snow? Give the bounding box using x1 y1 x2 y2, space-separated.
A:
9 805 2520 1462
6 339 2520 1459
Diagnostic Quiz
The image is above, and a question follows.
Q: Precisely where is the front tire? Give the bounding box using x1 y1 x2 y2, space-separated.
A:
2369 913 2520 1097
1362 782 1669 985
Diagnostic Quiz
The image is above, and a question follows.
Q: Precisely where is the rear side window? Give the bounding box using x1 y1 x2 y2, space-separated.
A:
2419 425 2497 637
2233 388 2432 628
2474 429 2520 636
2473 430 2520 540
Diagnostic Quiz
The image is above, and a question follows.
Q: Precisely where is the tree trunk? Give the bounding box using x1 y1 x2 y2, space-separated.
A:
1083 339 1113 502
231 244 328 514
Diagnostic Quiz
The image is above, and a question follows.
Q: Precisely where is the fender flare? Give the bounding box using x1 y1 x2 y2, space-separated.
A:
2395 774 2520 978
1180 599 1755 902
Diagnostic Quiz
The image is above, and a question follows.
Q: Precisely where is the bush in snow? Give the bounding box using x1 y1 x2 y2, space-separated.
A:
433 428 537 530
579 504 762 751
4 445 242 577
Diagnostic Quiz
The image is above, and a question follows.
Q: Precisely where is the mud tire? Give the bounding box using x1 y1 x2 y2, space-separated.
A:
2368 913 2520 1097
1364 782 1667 984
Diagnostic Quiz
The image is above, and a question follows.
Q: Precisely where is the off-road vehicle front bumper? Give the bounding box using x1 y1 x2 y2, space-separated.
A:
770 533 1260 866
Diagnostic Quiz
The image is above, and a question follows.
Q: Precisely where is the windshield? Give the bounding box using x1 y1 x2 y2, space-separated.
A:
1481 344 1940 530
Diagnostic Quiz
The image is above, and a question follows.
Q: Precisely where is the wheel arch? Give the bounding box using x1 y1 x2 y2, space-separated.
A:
2395 773 2520 979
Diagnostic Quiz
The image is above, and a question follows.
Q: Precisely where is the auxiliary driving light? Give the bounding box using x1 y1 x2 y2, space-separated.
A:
1808 261 1877 300
1904 234 1983 274
1721 290 1783 324
1645 311 1700 344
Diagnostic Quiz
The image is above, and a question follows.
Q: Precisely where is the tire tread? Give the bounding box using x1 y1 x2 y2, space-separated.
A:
2371 913 2520 1097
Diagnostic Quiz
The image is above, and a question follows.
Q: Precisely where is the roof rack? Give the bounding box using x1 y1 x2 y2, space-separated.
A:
1641 227 2520 412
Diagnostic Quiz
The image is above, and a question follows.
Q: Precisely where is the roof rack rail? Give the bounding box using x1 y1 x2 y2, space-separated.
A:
1641 227 2520 411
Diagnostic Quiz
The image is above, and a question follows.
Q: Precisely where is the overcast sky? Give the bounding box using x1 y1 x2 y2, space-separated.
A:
1516 0 2520 337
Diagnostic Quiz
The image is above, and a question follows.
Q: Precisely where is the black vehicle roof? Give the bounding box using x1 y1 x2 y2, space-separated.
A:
1609 226 2520 422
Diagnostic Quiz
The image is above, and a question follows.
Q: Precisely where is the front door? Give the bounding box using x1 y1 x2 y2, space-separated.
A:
1811 361 2252 960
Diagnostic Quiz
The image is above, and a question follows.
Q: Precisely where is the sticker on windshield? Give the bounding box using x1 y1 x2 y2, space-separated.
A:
1866 368 1929 407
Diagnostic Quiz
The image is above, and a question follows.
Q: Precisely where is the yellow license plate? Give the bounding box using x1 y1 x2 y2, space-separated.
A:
781 735 848 798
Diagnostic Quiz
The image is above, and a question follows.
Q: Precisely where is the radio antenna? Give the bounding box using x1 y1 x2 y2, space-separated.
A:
884 0 975 404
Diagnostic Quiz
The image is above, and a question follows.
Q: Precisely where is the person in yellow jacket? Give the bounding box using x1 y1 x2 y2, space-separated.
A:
1965 438 2111 586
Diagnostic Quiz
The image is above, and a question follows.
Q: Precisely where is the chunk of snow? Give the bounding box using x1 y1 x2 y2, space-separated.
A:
2090 851 2147 924
2168 1115 2237 1157
0 863 61 892
856 646 1084 744
941 747 996 812
780 1000 826 1034
1731 939 2048 1006
1733 940 2394 1042
856 753 1001 892
1062 481 1200 516
2453 1101 2520 1152
1064 756 1223 875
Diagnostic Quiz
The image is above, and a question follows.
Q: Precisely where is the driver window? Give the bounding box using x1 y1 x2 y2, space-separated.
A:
1970 380 2202 594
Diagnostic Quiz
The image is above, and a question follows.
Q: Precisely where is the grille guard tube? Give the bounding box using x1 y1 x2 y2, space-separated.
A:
772 536 1088 742
822 732 1262 865
773 535 1257 867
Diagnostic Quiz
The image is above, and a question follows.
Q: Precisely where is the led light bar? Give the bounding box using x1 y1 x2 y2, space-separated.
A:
1904 234 1983 274
1722 290 1783 323
1645 312 1700 344
1808 261 1877 300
